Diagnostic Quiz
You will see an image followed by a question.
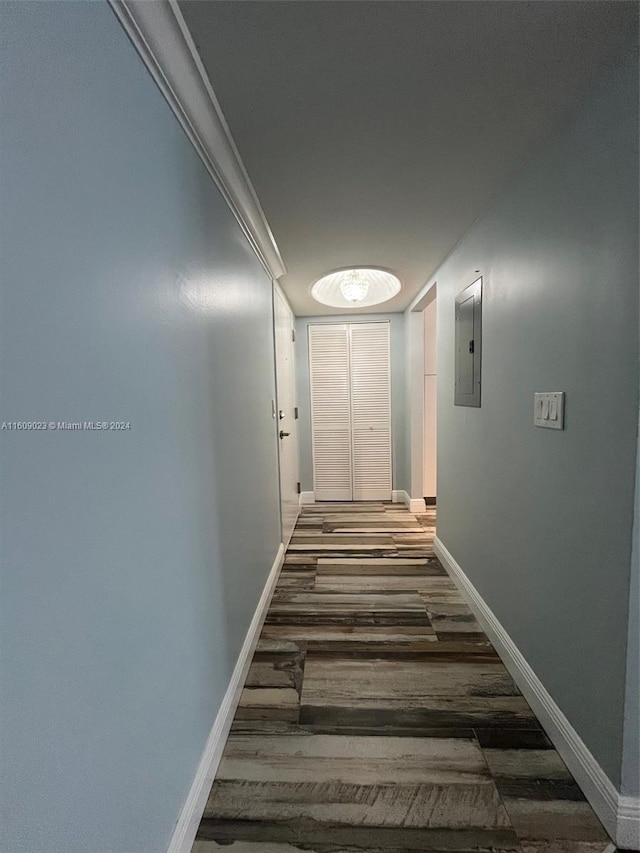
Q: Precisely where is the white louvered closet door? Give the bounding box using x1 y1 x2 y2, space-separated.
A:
349 323 392 500
309 321 392 502
309 324 353 500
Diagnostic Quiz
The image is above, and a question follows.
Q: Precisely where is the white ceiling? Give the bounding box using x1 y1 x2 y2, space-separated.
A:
179 1 638 316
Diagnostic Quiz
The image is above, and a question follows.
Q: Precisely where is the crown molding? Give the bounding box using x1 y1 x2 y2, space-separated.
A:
108 0 286 281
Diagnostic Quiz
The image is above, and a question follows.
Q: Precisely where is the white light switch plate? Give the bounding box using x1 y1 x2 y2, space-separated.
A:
534 392 565 429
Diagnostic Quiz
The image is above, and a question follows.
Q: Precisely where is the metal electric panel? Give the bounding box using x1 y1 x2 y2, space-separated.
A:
455 277 482 407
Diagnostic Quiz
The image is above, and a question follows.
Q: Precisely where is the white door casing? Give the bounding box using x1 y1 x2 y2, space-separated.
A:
309 321 392 502
274 287 299 545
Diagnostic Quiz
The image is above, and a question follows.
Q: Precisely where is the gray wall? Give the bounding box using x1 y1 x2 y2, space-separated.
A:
622 417 640 797
296 314 408 494
434 49 638 788
1 4 281 852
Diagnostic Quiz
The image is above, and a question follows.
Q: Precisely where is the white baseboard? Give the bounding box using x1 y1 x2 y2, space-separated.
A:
283 520 298 552
392 490 426 514
434 536 640 850
300 491 315 505
617 796 640 849
167 542 285 853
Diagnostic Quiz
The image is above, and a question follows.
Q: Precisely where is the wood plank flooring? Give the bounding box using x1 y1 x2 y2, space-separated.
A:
192 503 610 853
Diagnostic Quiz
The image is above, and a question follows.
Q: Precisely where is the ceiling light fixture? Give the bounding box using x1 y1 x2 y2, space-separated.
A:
339 270 369 303
310 267 401 309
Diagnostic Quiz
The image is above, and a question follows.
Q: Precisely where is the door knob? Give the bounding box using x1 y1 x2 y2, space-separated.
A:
279 430 290 439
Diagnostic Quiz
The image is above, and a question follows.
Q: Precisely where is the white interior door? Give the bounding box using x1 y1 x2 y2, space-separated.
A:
274 287 299 545
309 321 392 502
350 323 392 501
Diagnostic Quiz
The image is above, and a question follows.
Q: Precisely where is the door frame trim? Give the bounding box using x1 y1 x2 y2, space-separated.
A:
405 279 437 503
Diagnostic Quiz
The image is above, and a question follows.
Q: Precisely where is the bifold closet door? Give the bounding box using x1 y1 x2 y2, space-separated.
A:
309 324 353 500
309 321 392 502
350 323 392 501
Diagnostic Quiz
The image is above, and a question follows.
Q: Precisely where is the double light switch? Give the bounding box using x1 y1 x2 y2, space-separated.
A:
534 392 565 430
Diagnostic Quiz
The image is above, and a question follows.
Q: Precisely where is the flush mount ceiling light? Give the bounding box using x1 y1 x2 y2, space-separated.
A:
310 268 401 308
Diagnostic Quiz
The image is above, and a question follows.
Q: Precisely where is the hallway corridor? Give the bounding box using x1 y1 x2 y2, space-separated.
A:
193 503 609 852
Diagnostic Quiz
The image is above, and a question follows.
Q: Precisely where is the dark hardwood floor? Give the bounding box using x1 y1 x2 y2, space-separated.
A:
192 502 609 853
